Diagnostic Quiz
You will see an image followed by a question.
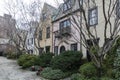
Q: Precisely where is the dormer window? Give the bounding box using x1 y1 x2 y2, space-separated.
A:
63 0 72 12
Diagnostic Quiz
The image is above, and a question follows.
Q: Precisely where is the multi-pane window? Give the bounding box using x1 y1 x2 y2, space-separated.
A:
60 19 71 30
54 46 58 55
88 7 98 26
39 48 44 54
42 13 47 21
31 38 33 44
116 0 120 17
28 38 33 45
79 0 83 6
39 30 42 40
46 27 50 38
28 39 29 45
71 43 77 51
63 0 72 11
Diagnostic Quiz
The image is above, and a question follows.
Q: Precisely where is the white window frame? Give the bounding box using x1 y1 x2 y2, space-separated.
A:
88 7 98 26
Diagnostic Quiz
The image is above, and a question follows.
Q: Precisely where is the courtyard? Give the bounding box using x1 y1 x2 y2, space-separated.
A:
0 57 41 80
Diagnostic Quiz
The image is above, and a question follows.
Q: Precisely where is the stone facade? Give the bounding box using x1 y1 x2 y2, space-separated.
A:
0 14 16 53
52 0 120 59
52 0 82 56
38 3 57 54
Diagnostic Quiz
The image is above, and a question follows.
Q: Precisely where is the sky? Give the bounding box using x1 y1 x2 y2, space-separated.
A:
0 0 63 16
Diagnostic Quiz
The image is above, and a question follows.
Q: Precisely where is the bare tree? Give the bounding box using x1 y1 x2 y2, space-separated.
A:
4 0 42 54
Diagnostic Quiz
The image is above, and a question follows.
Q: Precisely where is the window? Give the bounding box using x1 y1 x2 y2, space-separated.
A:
28 50 33 54
46 27 50 38
60 19 71 30
31 38 33 44
63 0 72 12
79 0 83 6
30 28 32 33
28 39 29 45
39 48 44 54
88 7 98 26
42 13 47 21
71 43 77 51
54 46 58 55
39 30 42 40
45 46 50 53
116 0 120 17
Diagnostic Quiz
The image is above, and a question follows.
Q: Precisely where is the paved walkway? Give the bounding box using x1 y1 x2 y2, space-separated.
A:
0 57 42 80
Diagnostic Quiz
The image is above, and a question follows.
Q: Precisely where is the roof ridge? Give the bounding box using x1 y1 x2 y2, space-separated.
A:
44 2 57 10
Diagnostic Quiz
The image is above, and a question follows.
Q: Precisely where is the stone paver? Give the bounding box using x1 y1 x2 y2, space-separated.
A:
0 57 42 80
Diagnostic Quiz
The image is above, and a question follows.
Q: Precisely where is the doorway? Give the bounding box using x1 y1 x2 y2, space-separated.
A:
60 46 66 53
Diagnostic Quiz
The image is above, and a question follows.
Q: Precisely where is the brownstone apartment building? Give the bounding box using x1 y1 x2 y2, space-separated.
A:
0 14 16 55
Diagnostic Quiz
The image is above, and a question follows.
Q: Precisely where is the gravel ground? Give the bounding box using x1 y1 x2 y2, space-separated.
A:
0 57 42 80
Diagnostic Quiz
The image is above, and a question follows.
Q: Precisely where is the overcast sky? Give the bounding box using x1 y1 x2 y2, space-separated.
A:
0 0 63 16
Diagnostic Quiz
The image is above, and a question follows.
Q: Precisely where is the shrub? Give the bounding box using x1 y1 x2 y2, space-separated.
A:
71 73 85 80
81 58 88 65
87 77 99 80
100 77 113 80
17 54 37 68
113 47 120 79
51 51 83 72
22 56 36 68
79 62 97 78
17 54 29 66
41 68 64 80
63 70 78 78
104 38 120 63
35 52 54 67
6 52 17 59
40 67 52 74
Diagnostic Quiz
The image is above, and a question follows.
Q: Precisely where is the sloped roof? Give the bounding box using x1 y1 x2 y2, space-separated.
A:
52 3 64 21
42 3 57 15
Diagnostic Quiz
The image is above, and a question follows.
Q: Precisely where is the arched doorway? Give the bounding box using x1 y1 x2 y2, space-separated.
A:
60 46 66 53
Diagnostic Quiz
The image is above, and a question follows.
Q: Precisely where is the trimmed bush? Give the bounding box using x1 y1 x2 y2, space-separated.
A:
113 47 120 79
81 58 88 65
35 52 54 67
41 68 64 80
71 73 85 80
6 52 17 59
87 77 99 80
17 54 37 68
40 67 52 74
51 51 83 72
100 77 113 80
17 54 29 66
79 62 97 78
